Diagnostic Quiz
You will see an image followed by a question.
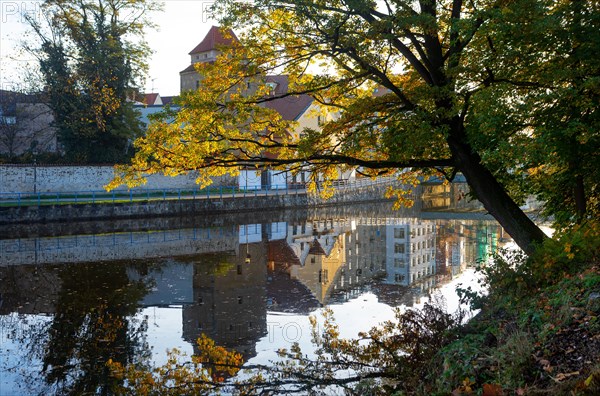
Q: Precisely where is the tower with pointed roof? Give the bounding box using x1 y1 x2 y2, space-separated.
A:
180 26 239 92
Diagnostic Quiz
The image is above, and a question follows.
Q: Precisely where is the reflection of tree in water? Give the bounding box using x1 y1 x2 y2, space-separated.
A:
40 262 153 395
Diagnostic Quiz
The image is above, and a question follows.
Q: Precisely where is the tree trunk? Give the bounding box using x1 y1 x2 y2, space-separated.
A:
447 136 548 255
574 174 586 223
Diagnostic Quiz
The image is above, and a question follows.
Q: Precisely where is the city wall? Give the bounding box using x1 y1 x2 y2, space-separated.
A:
0 164 234 194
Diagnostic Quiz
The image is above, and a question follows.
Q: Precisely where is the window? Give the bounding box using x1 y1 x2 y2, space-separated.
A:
394 228 405 239
394 243 405 254
195 80 200 89
319 269 329 283
394 273 405 282
394 258 405 268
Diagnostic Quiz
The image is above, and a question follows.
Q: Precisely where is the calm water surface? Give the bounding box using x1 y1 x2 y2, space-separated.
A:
0 203 510 395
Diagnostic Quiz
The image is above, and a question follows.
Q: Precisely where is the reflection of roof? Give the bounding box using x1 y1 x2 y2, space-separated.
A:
308 239 326 256
189 26 239 54
266 261 320 314
268 239 301 266
264 75 313 121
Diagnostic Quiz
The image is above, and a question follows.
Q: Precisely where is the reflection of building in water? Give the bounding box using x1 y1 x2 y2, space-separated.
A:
371 270 443 308
289 235 346 305
283 218 349 305
278 218 388 305
266 240 320 314
421 182 481 211
381 218 437 287
182 225 268 361
435 220 508 278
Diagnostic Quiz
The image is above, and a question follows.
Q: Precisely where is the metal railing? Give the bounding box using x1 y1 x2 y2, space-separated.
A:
0 183 306 208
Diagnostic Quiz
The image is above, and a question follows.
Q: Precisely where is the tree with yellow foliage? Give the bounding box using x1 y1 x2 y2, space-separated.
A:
112 0 599 255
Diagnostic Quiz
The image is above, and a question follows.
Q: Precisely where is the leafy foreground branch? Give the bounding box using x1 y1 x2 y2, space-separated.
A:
108 224 600 395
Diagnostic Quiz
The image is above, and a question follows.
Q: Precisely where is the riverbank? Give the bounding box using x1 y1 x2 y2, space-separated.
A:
422 223 600 395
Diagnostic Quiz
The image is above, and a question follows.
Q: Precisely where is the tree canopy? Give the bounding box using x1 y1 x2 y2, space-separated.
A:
26 0 162 163
112 0 599 254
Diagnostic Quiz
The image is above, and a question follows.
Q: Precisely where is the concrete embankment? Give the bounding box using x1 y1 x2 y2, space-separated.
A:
0 183 399 225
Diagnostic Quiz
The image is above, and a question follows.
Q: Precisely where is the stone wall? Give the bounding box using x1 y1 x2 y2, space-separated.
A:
0 164 235 194
0 183 404 225
0 193 311 224
0 227 237 266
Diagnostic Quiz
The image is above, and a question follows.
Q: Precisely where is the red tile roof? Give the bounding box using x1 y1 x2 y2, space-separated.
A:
161 96 177 106
180 64 197 74
189 26 239 55
144 93 160 105
264 75 313 121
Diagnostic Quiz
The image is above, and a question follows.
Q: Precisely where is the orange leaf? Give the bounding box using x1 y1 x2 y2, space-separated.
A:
482 383 503 396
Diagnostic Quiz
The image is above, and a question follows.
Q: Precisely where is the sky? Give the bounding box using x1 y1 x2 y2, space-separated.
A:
0 0 217 96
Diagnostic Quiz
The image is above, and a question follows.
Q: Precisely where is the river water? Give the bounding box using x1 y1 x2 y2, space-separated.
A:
0 202 511 395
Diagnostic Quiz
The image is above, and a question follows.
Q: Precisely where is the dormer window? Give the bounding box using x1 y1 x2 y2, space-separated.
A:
266 82 277 95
